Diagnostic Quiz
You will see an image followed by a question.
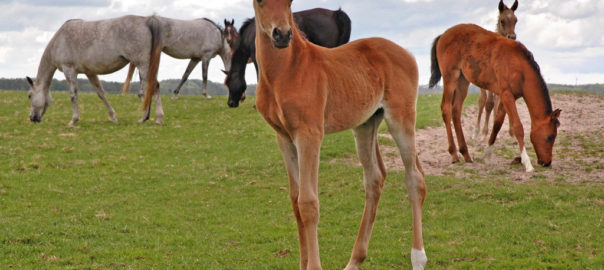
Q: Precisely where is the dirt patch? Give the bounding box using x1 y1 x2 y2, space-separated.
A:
337 93 604 183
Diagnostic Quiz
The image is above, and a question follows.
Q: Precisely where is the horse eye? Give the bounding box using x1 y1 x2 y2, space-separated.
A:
546 135 555 142
256 0 262 3
500 20 505 25
27 93 32 100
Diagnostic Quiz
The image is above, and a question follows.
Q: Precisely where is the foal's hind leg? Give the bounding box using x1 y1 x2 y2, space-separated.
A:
441 71 461 163
172 59 200 100
87 74 117 122
345 110 386 270
384 110 427 270
473 88 487 141
481 90 495 142
451 75 472 162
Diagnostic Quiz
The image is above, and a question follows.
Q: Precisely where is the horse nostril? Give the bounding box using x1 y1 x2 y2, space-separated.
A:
272 28 282 40
509 34 516 40
543 161 552 167
287 29 292 39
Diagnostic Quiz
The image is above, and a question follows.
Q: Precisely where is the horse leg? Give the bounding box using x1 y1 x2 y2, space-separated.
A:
172 59 199 100
384 109 427 270
473 88 487 141
153 83 164 125
136 65 152 123
294 131 323 270
485 101 506 161
345 110 386 270
122 63 136 95
63 68 80 126
451 75 472 162
276 134 308 270
440 71 461 163
482 90 495 142
499 92 534 172
87 74 117 122
201 59 211 99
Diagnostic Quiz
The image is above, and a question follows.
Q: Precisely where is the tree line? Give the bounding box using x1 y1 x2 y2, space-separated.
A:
0 78 257 96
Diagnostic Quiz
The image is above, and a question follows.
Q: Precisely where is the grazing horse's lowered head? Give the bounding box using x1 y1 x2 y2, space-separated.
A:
26 76 51 123
532 108 561 167
498 0 518 40
253 0 293 49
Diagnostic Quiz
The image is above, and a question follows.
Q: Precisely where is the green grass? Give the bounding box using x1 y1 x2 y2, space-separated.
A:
1 90 602 269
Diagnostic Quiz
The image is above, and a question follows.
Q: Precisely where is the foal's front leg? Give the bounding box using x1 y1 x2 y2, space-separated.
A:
277 135 308 270
294 132 323 270
499 92 534 172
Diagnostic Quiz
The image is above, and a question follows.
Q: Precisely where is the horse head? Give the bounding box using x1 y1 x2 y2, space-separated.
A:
26 76 51 123
225 70 246 108
224 19 238 49
531 108 561 167
497 0 518 40
253 0 294 49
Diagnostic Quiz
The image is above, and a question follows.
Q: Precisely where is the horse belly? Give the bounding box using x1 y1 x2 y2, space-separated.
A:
324 94 382 134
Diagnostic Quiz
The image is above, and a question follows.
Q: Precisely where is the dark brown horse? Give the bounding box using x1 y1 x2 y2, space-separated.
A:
225 8 351 108
430 23 561 172
474 0 518 141
224 19 238 50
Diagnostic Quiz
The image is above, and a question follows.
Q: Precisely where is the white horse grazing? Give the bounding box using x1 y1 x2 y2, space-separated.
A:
27 15 163 125
121 17 232 100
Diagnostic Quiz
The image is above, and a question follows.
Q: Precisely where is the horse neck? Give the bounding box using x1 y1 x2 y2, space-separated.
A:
218 39 232 71
522 73 553 126
35 51 57 93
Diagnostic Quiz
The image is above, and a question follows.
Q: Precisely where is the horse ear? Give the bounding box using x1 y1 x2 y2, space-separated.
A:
551 109 561 120
551 109 561 127
26 76 34 88
231 19 234 25
224 19 228 25
498 0 506 12
511 0 518 11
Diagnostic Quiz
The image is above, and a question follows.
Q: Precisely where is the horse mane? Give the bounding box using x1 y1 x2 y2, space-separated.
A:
516 43 553 114
203 18 225 40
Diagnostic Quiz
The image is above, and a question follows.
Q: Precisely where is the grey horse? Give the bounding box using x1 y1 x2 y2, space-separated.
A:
26 15 163 125
121 17 231 100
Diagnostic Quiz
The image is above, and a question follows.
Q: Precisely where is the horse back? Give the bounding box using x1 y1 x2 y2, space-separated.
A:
47 15 151 74
436 24 525 91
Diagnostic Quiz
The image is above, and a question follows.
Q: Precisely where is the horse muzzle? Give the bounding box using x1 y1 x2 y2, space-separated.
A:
272 28 292 49
538 159 552 167
30 114 42 123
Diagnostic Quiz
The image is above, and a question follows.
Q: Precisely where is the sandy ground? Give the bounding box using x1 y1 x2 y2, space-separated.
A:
336 93 604 183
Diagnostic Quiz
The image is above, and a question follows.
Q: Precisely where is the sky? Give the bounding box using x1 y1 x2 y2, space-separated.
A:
0 0 603 87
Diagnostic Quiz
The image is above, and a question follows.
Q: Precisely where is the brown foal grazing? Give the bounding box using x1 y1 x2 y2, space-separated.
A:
238 0 426 269
430 23 561 172
474 0 518 141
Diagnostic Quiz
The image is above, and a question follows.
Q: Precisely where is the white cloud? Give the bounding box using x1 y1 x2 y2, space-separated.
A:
0 0 602 85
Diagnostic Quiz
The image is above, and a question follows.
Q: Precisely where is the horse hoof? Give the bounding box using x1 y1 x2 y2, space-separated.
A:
510 157 522 165
138 118 148 123
171 95 178 100
205 95 212 100
155 118 164 125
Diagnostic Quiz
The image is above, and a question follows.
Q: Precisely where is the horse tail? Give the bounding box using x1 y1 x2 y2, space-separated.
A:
142 15 162 111
333 9 351 45
429 35 442 89
122 63 136 94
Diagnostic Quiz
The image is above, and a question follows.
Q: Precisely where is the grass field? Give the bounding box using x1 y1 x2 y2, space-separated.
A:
1 90 602 269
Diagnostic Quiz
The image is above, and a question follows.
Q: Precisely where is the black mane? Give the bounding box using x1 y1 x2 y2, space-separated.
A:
517 43 553 114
